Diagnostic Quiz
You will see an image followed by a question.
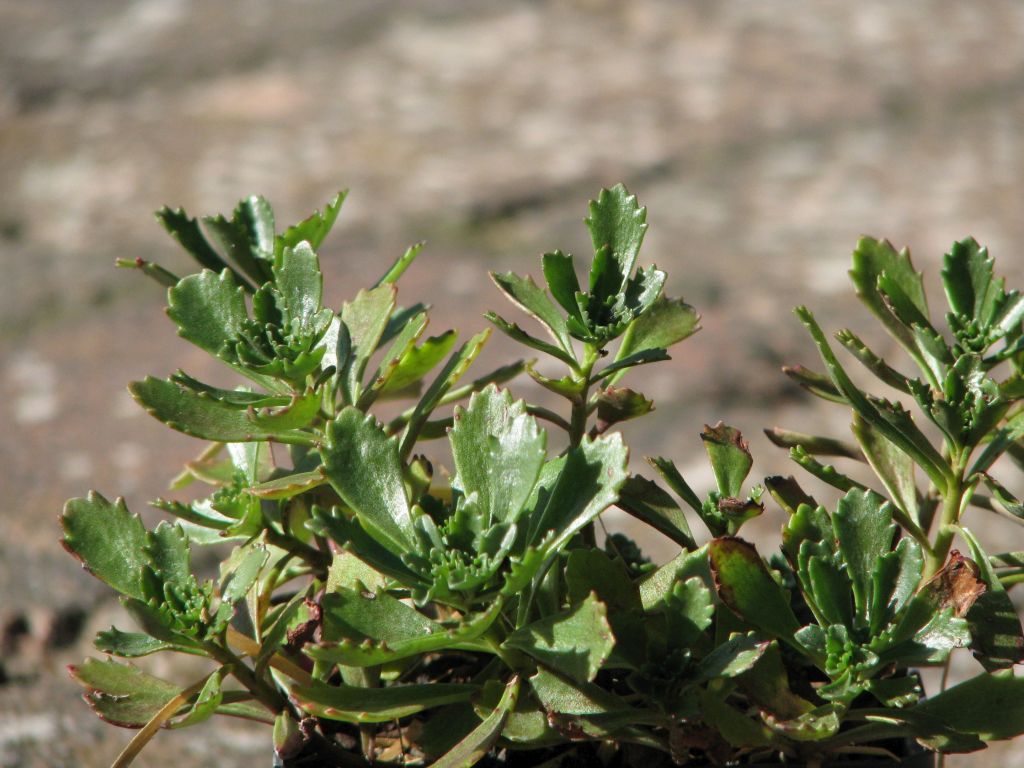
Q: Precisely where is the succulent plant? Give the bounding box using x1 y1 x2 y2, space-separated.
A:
63 187 1024 767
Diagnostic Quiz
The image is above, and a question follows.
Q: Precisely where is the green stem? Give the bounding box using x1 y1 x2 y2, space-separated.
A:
568 344 600 446
206 642 287 715
926 449 969 579
264 526 331 575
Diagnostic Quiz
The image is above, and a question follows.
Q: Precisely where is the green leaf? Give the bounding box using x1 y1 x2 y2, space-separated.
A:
485 312 578 368
647 456 703 515
450 385 546 526
94 628 180 658
782 365 845 404
432 677 519 768
955 526 1024 669
400 329 491 459
795 307 949 489
326 550 388 593
849 236 929 351
702 423 753 498
310 507 424 587
156 207 235 280
277 191 346 253
912 672 1024 741
524 362 578 398
203 200 275 286
542 250 583 319
832 488 896 621
146 522 192 588
62 492 148 600
310 599 503 668
375 241 424 286
339 284 396 403
835 329 912 393
616 295 699 368
527 433 628 555
661 576 715 648
981 474 1024 522
357 311 428 408
246 468 326 500
382 330 458 394
167 270 248 358
595 387 654 429
69 658 181 727
591 348 670 384
788 446 863 493
764 427 862 460
528 669 631 716
220 543 268 607
805 554 854 627
616 475 696 551
851 414 921 531
321 586 438 644
942 238 1001 327
764 475 818 516
491 271 574 356
708 538 802 643
129 376 314 444
692 632 769 683
585 184 647 300
699 687 774 748
293 680 477 724
565 550 642 612
176 669 225 727
323 407 417 553
637 546 711 611
503 593 614 683
738 641 815 721
235 195 275 262
273 242 324 333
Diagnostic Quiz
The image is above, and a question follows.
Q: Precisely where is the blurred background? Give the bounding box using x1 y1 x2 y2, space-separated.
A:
2 1 1024 765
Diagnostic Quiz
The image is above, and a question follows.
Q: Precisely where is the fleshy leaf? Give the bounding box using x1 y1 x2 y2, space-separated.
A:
276 191 346 253
702 423 753 498
911 673 1024 741
129 377 314 444
69 658 182 728
62 493 148 600
167 270 248 359
832 488 896 621
542 250 583 319
491 271 574 356
585 184 647 300
616 475 696 551
708 538 801 643
156 208 234 279
323 407 417 553
292 680 476 724
503 593 614 683
273 242 324 334
432 677 519 768
450 385 546 526
382 330 457 394
339 284 396 404
526 433 628 555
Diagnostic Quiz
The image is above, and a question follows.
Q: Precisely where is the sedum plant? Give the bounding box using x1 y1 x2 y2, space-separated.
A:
62 186 1024 768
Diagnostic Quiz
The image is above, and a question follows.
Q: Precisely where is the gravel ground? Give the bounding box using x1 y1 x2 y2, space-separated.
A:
2 1 1024 765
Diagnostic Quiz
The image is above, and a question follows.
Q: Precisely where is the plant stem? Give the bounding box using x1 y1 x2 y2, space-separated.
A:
925 449 969 579
265 525 331 574
568 344 600 446
206 641 287 715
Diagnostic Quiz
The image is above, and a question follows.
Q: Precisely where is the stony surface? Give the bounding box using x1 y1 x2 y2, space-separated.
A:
2 1 1024 764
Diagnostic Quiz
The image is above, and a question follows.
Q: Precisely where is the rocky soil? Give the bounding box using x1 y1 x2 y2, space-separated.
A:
2 1 1024 764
